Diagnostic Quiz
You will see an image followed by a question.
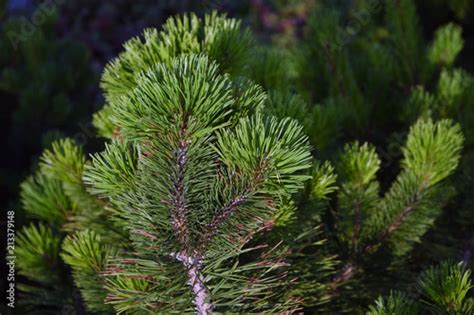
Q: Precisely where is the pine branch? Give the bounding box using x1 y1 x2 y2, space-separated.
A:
83 52 312 313
170 127 192 249
329 118 463 291
363 176 429 254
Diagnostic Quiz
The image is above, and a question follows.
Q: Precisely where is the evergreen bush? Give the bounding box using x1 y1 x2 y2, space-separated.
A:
14 1 474 313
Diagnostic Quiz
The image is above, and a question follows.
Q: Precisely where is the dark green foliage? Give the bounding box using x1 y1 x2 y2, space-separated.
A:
20 174 72 225
15 223 76 313
418 261 473 314
369 261 474 315
16 11 320 314
82 52 313 313
0 5 97 213
248 0 473 312
100 12 251 103
16 224 61 284
428 23 464 68
62 230 117 313
368 291 420 315
12 1 474 314
15 139 122 312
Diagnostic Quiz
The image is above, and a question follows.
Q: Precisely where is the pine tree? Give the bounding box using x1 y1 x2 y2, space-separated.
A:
14 2 474 314
78 53 313 314
15 12 316 314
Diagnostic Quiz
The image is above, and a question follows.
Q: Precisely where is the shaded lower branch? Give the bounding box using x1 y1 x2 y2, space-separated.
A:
363 182 427 254
331 181 428 289
329 261 356 291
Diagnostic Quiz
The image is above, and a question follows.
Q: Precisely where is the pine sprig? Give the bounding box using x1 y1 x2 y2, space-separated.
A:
428 23 464 68
83 52 312 313
16 223 62 284
20 174 72 225
336 142 381 254
368 291 419 315
368 261 474 314
101 12 251 104
365 118 463 255
418 261 473 313
61 230 118 313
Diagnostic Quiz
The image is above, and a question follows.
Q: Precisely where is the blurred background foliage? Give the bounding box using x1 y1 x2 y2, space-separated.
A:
1 0 474 313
